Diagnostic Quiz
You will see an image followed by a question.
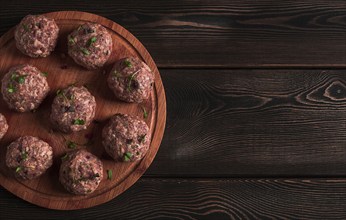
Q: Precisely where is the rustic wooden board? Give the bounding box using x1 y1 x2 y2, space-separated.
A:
0 11 166 210
1 178 346 219
0 0 345 68
146 69 346 177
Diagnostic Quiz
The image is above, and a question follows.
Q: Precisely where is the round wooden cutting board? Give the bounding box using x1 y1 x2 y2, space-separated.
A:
0 11 166 210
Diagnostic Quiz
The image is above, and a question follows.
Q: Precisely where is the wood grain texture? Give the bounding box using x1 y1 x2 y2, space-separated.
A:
0 11 166 210
0 1 345 218
145 69 346 177
0 0 345 67
1 178 346 219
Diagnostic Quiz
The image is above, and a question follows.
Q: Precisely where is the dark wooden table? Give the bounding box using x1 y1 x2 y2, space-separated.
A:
1 1 346 219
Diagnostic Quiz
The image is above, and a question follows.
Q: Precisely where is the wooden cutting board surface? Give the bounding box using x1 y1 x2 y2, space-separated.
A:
0 11 166 210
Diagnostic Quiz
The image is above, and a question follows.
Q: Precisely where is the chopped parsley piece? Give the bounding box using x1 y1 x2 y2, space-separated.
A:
67 141 76 149
127 70 140 91
22 24 29 31
7 82 15 93
80 47 90 55
10 73 26 84
124 60 132 67
21 152 28 160
17 75 26 84
123 152 133 162
87 36 97 47
141 106 148 119
61 154 68 160
11 73 18 80
15 166 22 173
7 85 15 93
73 119 85 125
68 36 75 45
56 90 71 102
107 170 113 180
42 72 48 77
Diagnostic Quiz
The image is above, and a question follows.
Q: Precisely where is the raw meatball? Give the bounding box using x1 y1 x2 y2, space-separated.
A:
50 86 96 133
6 136 53 180
59 149 103 195
1 64 50 112
15 14 59 57
102 113 151 162
107 57 154 103
0 113 8 140
68 22 112 69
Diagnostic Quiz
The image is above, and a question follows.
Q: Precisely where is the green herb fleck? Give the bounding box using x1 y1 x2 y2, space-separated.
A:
107 170 113 180
21 152 28 160
61 154 68 160
123 152 133 162
42 72 48 77
7 81 16 93
10 73 27 84
73 119 85 125
141 106 148 119
22 24 29 31
17 75 26 84
15 166 22 173
80 47 90 55
57 90 71 102
67 141 77 149
124 60 132 67
7 85 15 93
68 36 75 45
127 70 140 92
87 36 97 47
11 73 18 80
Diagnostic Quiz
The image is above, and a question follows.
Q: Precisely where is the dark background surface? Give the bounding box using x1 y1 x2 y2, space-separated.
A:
1 1 346 219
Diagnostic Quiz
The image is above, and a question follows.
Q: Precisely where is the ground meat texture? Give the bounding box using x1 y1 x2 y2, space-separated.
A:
107 57 154 103
6 136 53 180
14 14 59 57
68 23 112 69
1 64 50 112
59 149 103 195
0 113 8 140
102 113 151 162
50 86 96 133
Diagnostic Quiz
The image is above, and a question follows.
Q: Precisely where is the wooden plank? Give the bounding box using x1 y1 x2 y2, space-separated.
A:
146 69 346 177
0 1 345 67
1 178 345 219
